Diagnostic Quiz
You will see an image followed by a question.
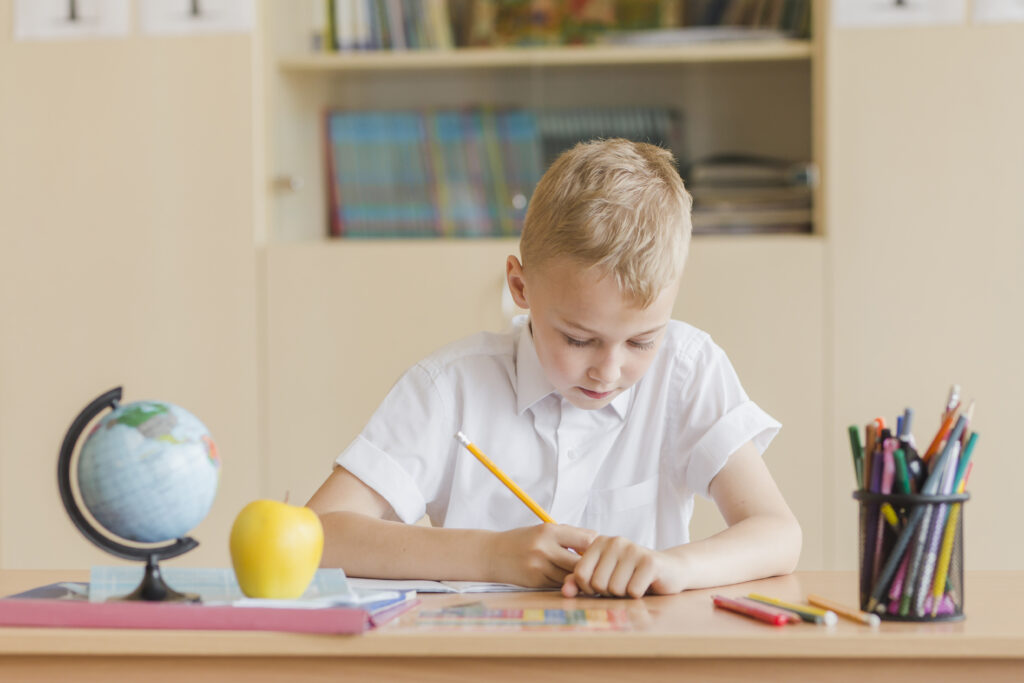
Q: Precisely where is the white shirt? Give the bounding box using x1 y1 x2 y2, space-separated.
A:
336 315 779 550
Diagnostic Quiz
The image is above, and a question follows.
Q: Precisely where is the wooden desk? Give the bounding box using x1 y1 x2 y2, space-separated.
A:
1 570 1022 682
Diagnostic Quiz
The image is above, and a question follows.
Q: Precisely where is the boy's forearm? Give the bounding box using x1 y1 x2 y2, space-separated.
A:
317 510 497 581
663 513 802 591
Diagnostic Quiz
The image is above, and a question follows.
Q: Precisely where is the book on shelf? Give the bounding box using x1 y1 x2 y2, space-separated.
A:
685 153 815 234
536 107 681 167
684 153 815 186
309 0 812 53
691 207 812 234
325 105 680 238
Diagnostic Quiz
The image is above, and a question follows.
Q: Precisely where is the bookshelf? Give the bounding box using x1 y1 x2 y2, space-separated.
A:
261 0 820 246
278 40 813 71
265 36 816 242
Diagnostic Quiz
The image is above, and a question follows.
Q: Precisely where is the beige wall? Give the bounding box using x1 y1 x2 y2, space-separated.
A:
0 4 260 568
825 19 1024 571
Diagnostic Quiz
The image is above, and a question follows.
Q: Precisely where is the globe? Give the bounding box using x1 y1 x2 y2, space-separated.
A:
76 400 220 544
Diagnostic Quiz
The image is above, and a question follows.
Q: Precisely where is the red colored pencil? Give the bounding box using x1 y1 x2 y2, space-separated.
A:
712 595 798 626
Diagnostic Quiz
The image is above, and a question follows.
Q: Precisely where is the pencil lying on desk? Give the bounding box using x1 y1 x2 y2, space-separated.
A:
746 594 837 626
807 594 880 627
712 595 798 626
455 431 555 524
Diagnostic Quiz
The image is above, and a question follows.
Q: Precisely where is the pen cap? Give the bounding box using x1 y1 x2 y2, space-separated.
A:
853 490 968 622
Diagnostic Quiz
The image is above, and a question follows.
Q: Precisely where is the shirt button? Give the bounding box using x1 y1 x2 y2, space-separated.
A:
567 449 579 461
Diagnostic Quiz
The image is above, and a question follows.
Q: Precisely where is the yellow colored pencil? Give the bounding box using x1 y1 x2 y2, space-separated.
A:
880 503 900 530
930 477 969 617
807 594 881 627
455 431 555 524
746 594 838 626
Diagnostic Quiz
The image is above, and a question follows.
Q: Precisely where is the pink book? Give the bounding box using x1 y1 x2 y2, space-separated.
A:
0 584 416 634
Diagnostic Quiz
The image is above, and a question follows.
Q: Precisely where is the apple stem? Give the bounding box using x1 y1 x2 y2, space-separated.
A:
283 491 290 505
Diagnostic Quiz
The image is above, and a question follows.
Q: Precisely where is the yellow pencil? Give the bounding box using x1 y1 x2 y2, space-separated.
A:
806 593 881 627
455 431 555 524
746 593 838 626
930 475 970 617
880 502 900 530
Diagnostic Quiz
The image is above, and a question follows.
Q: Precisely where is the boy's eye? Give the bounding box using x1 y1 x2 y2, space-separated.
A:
630 340 656 351
564 335 590 347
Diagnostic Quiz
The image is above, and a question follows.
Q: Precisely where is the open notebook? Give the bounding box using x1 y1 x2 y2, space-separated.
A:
347 578 551 593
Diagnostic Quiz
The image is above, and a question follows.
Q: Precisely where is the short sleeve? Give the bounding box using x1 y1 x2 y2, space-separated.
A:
335 363 454 524
670 336 781 499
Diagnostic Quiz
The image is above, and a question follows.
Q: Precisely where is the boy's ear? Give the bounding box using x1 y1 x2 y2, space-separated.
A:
506 255 530 309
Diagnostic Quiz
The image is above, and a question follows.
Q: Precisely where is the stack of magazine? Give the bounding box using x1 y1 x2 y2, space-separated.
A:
684 153 815 235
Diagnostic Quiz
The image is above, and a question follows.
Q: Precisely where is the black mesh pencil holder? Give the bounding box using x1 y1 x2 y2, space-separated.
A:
853 491 969 622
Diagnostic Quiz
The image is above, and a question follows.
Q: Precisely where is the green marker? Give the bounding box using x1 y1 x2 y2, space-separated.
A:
893 449 912 495
848 425 864 489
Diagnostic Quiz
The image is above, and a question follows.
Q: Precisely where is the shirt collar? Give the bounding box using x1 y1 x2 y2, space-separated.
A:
514 318 632 420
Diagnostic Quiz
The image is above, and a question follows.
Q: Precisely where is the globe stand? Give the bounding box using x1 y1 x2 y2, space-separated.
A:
57 387 201 603
110 554 199 603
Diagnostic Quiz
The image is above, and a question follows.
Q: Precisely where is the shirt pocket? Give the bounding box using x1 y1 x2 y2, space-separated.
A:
583 475 659 547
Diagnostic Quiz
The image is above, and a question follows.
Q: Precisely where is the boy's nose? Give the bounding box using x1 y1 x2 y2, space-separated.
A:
589 351 622 386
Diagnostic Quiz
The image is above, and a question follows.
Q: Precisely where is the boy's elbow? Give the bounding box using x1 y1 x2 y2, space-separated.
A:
777 512 802 574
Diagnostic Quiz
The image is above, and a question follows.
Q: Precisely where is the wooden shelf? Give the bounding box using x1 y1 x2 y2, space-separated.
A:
279 40 812 73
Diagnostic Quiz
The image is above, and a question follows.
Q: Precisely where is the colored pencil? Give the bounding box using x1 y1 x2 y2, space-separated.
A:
866 415 967 612
807 594 880 627
912 441 961 616
746 594 838 625
930 446 976 617
712 595 797 626
922 404 959 463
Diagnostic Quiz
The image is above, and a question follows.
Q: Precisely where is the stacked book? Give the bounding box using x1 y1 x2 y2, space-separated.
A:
325 106 681 238
684 154 815 234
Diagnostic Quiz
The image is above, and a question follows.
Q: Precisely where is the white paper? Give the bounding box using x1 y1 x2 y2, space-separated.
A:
832 0 966 28
973 0 1024 23
347 577 545 593
138 0 253 35
230 589 409 609
14 0 131 41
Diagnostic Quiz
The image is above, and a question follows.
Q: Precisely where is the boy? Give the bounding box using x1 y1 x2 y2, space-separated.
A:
307 139 801 598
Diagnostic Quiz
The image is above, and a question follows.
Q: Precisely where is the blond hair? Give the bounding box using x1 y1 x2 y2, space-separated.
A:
520 138 692 308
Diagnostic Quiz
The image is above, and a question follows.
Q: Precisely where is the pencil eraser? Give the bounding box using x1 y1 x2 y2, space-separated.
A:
823 611 838 627
867 613 881 628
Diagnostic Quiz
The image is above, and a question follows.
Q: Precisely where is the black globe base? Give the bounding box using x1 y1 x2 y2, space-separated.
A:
111 554 200 603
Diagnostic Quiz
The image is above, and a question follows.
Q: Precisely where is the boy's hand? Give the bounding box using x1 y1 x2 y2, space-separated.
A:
488 524 596 588
562 535 685 598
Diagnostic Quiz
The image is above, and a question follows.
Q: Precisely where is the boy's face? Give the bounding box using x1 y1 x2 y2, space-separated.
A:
507 255 679 411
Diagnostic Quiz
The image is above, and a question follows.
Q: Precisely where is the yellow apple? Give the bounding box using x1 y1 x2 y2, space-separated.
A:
229 499 324 599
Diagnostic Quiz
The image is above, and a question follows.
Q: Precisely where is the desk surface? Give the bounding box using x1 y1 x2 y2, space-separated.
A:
2 570 1023 682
